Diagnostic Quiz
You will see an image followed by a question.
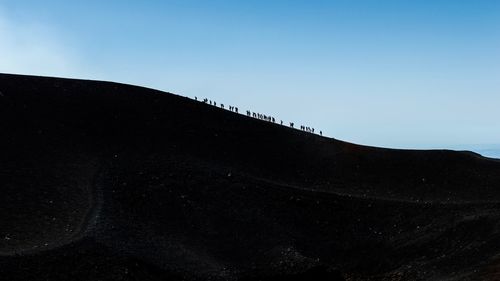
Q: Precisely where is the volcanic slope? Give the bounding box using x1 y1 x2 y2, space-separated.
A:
1 73 500 280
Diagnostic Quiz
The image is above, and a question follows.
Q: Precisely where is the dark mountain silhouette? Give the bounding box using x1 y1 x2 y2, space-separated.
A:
1 73 500 280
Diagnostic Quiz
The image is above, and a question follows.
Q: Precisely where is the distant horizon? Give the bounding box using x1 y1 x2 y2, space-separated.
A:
1 1 498 151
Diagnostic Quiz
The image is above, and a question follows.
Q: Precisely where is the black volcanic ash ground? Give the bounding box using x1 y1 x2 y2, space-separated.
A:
1 73 500 281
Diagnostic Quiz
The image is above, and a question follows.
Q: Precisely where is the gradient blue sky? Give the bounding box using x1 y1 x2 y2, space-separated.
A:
1 1 499 155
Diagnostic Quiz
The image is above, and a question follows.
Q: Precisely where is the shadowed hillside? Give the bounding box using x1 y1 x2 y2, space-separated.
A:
1 73 500 280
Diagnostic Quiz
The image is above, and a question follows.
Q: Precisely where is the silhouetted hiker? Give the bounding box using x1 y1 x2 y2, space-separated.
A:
320 130 322 136
253 112 256 118
203 98 208 103
280 120 283 125
221 104 224 109
235 107 238 113
246 110 251 116
290 122 294 128
312 128 315 133
209 100 212 105
214 101 217 106
195 96 197 101
272 117 275 123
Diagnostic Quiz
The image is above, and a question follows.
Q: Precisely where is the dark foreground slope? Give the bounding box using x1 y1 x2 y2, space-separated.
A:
1 73 500 280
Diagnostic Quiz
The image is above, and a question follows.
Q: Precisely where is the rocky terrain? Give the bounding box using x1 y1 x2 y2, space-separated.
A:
1 73 500 280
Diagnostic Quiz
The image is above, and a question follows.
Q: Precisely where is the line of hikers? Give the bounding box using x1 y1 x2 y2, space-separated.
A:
199 97 239 113
301 126 315 134
195 96 322 136
249 111 276 123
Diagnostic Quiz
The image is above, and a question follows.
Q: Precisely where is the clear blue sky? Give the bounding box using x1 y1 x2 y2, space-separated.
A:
1 1 499 154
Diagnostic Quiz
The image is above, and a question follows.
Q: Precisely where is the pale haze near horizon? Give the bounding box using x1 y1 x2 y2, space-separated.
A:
0 1 499 158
